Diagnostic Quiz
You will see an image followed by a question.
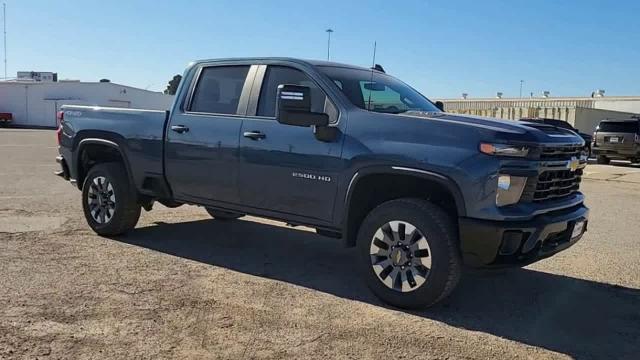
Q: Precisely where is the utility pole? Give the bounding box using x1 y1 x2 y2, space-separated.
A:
3 3 6 79
325 29 333 61
519 80 524 98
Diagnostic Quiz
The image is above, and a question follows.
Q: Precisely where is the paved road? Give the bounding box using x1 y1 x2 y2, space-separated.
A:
1 129 639 359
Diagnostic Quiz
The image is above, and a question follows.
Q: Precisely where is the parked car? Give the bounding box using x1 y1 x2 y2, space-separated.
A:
592 118 640 164
0 112 12 127
55 58 589 309
520 118 592 157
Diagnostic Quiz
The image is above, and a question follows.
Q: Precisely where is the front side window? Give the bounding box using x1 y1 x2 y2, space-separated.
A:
190 66 249 114
257 66 327 117
317 65 439 114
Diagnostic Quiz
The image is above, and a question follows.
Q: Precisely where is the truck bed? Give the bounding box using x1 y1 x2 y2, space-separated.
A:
60 105 168 191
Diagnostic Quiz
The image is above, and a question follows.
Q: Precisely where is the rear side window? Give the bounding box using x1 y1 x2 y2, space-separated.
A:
599 121 639 133
190 66 249 114
257 66 326 117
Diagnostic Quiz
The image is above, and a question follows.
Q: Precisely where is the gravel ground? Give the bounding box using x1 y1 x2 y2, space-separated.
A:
1 129 639 359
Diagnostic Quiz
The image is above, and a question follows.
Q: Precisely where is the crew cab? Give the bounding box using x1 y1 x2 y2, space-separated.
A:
55 58 589 308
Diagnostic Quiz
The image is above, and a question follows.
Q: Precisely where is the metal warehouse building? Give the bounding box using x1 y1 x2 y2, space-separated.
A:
0 81 173 128
437 96 640 133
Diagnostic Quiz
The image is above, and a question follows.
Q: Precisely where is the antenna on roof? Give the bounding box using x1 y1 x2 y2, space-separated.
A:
366 41 377 111
372 64 385 73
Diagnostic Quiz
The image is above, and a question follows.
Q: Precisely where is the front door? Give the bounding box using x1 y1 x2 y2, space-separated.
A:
165 64 254 205
238 65 344 222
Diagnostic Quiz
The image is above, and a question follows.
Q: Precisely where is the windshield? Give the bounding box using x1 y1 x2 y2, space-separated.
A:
317 66 440 114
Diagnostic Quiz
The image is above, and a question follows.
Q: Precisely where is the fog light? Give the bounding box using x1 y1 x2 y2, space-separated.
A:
498 175 511 190
496 175 527 206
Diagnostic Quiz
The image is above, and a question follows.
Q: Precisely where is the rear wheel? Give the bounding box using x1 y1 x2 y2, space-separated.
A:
205 208 244 221
356 198 461 309
82 162 141 236
596 155 610 164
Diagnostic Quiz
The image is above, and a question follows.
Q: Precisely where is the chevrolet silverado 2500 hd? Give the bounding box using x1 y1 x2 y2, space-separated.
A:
55 58 589 308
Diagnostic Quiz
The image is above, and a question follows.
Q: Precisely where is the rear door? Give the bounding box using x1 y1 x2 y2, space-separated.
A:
165 64 256 205
238 64 343 222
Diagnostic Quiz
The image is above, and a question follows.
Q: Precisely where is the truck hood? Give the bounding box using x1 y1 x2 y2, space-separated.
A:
400 111 583 144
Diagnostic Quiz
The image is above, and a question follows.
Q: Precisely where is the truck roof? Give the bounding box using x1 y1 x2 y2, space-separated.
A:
191 57 379 73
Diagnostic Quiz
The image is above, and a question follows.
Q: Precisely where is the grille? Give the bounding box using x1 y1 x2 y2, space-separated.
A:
531 168 582 201
539 145 583 160
520 145 584 202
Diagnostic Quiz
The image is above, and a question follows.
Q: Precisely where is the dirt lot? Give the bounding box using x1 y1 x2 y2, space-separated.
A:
1 129 639 359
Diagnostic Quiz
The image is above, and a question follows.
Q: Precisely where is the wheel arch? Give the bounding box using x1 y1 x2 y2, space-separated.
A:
341 166 466 247
72 132 134 191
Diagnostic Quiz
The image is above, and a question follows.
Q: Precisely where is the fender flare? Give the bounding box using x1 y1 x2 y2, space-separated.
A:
339 165 467 241
73 136 134 189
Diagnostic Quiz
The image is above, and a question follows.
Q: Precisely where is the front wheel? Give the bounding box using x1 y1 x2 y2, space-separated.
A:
82 162 141 236
356 198 461 309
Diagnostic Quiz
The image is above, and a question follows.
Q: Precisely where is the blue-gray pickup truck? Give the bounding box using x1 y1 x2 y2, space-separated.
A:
55 58 589 308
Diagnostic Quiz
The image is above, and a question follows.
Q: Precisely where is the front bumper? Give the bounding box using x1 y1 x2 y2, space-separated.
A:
459 204 589 267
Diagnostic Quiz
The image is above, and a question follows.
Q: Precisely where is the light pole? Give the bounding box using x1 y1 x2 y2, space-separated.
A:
325 29 333 61
3 3 6 79
519 80 524 98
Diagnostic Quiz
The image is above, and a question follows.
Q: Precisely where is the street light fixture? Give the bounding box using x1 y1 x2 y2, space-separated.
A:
326 29 334 61
519 80 524 98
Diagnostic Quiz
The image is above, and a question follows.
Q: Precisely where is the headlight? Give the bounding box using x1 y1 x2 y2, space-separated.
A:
480 143 529 157
496 175 527 207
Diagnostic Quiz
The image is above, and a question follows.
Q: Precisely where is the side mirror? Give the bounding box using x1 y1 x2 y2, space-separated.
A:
435 101 445 111
276 84 329 127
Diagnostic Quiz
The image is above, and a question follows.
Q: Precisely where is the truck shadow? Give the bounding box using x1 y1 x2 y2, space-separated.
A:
117 218 640 359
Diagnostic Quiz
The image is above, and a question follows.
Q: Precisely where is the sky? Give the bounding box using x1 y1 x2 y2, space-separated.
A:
6 0 640 98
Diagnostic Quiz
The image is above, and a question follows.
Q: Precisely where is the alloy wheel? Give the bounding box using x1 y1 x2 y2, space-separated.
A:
369 220 432 292
87 176 116 224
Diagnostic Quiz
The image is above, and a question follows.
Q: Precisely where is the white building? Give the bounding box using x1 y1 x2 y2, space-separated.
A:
0 81 174 128
437 96 640 133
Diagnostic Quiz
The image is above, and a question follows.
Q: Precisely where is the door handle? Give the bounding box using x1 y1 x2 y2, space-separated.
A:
243 131 266 140
171 125 189 134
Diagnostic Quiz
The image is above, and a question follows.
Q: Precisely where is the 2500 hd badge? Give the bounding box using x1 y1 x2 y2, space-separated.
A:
292 171 332 182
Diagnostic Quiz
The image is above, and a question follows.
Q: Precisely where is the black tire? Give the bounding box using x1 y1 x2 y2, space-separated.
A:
596 155 610 165
356 198 461 309
205 208 244 221
82 162 141 236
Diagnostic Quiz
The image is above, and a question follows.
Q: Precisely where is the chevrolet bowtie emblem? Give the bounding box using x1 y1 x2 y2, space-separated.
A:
394 250 402 264
567 157 580 172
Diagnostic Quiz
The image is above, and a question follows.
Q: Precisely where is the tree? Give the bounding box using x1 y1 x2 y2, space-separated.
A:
164 74 182 95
